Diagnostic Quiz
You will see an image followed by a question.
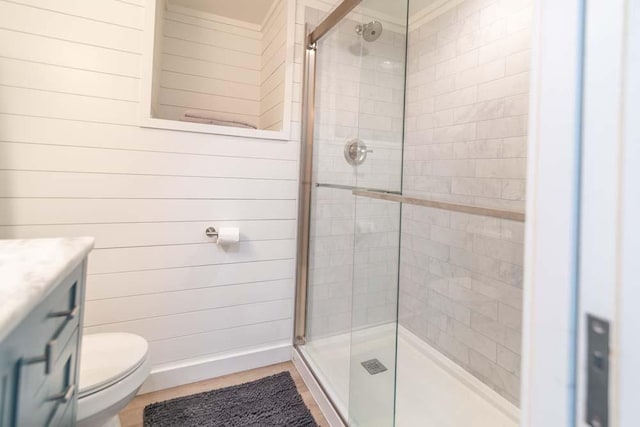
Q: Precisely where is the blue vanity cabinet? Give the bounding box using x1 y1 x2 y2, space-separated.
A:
0 261 87 427
0 338 19 426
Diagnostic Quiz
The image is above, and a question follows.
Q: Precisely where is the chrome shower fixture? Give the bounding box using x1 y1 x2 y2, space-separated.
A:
355 20 383 42
344 138 372 166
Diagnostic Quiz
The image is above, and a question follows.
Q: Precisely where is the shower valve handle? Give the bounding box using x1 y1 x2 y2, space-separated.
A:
344 138 372 166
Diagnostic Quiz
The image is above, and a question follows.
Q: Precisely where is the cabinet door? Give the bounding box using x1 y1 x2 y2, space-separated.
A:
0 354 19 427
16 329 79 427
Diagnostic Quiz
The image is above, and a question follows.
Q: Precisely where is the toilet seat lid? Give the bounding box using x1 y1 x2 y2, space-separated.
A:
79 332 149 397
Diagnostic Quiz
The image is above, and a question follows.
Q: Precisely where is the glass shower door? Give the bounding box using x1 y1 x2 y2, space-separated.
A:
301 5 365 419
347 2 407 425
299 1 408 425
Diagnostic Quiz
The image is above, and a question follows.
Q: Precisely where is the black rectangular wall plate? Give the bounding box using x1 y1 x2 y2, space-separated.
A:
586 314 610 427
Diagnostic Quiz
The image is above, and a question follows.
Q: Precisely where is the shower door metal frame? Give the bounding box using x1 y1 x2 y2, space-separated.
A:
294 0 362 346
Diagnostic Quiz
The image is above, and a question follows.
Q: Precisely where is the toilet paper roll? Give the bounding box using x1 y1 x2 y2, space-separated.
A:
216 227 240 245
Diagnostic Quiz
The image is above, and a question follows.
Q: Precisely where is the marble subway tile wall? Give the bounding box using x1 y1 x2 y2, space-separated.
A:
399 206 524 403
404 0 531 211
352 197 401 329
306 6 406 339
307 186 355 338
306 7 357 340
399 0 532 405
312 11 406 191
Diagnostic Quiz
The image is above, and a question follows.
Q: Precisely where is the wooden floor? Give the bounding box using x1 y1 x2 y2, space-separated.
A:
119 362 328 426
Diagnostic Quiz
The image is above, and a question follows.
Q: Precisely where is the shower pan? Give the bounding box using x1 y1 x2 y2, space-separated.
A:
294 0 530 426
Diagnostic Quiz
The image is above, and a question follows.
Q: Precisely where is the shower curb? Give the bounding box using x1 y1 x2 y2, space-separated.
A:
398 326 521 423
292 347 346 427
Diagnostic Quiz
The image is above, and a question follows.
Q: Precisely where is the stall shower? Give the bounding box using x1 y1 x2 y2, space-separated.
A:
294 0 531 425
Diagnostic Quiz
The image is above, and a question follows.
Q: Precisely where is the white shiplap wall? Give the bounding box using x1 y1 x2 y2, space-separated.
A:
0 0 302 392
154 1 288 131
157 5 263 127
260 0 287 130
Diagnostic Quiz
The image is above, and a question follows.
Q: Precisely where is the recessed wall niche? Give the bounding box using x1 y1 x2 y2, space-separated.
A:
143 0 293 138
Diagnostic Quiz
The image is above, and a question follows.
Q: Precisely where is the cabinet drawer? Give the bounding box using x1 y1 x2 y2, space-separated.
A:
19 265 82 395
17 329 79 427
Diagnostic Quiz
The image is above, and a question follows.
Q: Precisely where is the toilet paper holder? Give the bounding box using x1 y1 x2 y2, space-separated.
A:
205 226 219 238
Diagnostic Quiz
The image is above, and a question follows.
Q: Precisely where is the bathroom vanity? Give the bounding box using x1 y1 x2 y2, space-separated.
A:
0 238 93 427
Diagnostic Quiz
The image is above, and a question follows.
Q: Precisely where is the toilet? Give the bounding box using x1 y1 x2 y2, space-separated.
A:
77 333 151 427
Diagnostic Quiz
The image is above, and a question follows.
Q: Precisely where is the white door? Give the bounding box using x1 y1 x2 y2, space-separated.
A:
522 1 639 426
577 0 639 426
520 1 585 425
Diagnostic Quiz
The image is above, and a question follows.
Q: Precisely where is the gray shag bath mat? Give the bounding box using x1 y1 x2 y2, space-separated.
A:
143 371 318 427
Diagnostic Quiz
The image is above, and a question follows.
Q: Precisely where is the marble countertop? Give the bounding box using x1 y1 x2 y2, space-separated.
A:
0 237 94 341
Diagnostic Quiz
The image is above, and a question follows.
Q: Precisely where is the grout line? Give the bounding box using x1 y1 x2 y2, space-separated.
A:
112 0 143 8
148 337 291 367
91 237 295 249
0 55 139 79
0 197 297 202
86 257 295 276
163 16 261 40
159 83 261 102
0 219 295 226
0 111 141 127
157 102 259 121
162 51 260 72
1 0 143 31
162 33 260 56
160 68 261 88
88 240 290 250
86 238 295 250
147 318 293 344
86 280 294 302
0 83 137 103
260 66 286 95
106 315 294 344
0 140 297 162
86 305 292 329
261 25 287 57
0 218 297 226
146 318 292 344
0 168 297 182
260 62 286 90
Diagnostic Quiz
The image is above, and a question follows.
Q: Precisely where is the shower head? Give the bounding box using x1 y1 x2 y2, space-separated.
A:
355 20 383 42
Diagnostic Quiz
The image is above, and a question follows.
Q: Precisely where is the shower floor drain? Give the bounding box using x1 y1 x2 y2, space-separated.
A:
361 359 387 375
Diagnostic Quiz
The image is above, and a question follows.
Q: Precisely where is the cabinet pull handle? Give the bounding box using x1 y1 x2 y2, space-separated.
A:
48 305 78 319
48 384 75 404
22 340 55 375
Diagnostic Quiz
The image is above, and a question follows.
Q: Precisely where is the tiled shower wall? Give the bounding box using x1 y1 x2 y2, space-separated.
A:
399 0 532 405
306 6 406 340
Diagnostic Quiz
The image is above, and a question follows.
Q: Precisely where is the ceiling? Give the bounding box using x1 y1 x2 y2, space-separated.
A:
408 0 442 16
358 0 442 21
360 0 407 20
168 0 277 25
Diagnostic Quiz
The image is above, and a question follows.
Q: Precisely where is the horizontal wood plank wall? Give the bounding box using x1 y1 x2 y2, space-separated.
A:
157 7 262 126
0 0 301 386
259 0 287 131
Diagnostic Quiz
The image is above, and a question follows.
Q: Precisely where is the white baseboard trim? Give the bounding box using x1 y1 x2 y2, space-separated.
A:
139 342 292 394
292 347 346 427
398 326 520 423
